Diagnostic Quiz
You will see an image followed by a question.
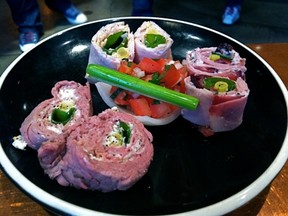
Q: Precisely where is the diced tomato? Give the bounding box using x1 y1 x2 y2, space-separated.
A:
163 64 182 89
137 57 162 74
129 98 151 116
150 102 171 118
115 58 188 118
178 64 188 78
179 79 186 93
110 87 129 106
118 61 136 75
168 103 180 112
110 86 118 94
155 58 168 72
139 96 154 105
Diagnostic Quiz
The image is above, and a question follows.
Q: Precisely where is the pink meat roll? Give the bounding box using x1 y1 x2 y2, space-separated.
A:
88 21 135 70
186 43 247 80
134 21 173 63
181 75 249 136
20 81 93 150
38 108 154 192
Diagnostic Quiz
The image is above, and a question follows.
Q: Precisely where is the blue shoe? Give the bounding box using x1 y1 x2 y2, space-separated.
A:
19 31 39 52
63 5 87 25
222 6 241 25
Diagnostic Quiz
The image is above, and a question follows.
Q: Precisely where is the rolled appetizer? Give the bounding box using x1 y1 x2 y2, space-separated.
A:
38 108 154 192
181 75 249 136
186 43 247 80
134 21 173 63
19 81 93 150
88 21 135 70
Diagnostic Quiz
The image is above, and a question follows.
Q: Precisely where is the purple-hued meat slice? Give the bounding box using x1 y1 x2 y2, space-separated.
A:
134 21 173 63
38 108 154 192
181 76 249 135
20 81 93 150
186 44 247 80
88 21 135 70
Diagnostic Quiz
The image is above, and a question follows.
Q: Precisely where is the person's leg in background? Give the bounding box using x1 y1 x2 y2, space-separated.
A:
44 0 87 25
5 0 87 52
222 0 244 25
132 0 154 16
6 0 43 52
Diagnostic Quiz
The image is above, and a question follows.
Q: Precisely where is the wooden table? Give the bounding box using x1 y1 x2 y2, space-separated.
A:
0 43 288 215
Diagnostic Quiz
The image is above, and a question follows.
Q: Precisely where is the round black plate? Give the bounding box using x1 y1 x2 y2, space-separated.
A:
0 17 287 216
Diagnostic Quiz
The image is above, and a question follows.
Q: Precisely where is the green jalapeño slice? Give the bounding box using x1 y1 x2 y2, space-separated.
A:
103 31 128 55
51 101 76 125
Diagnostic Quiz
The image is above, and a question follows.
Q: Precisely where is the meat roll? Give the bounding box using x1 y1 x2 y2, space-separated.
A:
88 21 135 70
38 108 154 192
181 75 249 135
186 43 247 80
134 21 173 63
20 81 93 150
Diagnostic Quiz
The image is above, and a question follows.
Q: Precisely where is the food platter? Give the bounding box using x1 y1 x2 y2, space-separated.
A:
0 17 287 215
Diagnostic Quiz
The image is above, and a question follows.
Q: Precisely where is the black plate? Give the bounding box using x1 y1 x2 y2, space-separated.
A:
0 17 287 216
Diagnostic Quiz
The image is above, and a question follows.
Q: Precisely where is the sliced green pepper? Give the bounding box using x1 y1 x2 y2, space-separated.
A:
103 31 128 55
144 34 166 48
51 107 76 125
119 121 131 144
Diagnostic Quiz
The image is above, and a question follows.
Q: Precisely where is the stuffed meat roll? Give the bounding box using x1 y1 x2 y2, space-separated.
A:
38 108 154 192
181 75 249 136
20 81 93 150
88 21 135 70
186 43 247 80
134 21 173 63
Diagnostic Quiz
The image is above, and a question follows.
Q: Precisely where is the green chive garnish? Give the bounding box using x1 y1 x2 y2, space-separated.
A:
86 64 199 110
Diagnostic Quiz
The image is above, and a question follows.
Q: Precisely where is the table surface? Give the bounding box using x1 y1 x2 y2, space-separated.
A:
0 43 288 216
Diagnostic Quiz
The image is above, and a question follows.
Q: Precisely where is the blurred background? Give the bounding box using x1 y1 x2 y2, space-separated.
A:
1 0 287 74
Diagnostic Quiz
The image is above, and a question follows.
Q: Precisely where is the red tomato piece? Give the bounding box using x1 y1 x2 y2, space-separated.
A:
137 57 162 74
150 102 171 118
129 98 152 116
111 87 129 106
178 64 188 79
163 64 182 89
110 86 118 94
168 103 180 112
118 61 136 75
155 58 168 73
179 79 186 93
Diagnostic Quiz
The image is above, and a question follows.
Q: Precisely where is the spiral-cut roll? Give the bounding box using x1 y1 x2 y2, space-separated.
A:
88 21 135 70
20 81 93 150
181 75 249 135
186 43 247 80
134 21 173 63
38 108 154 192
